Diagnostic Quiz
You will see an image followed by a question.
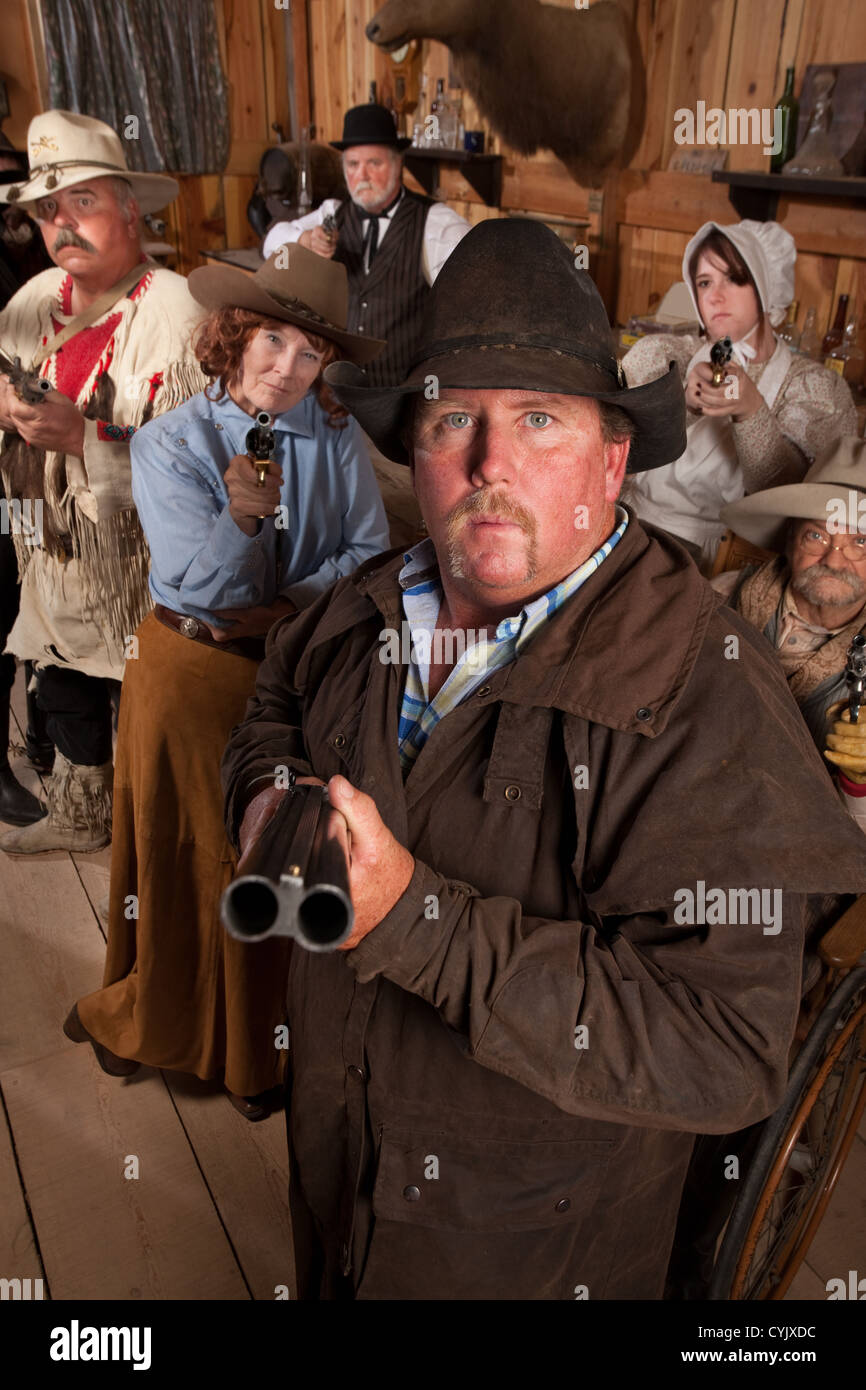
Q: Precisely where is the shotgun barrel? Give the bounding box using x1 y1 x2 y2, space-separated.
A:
221 783 353 951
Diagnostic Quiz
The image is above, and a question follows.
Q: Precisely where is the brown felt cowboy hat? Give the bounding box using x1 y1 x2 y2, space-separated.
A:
188 244 385 366
720 437 866 551
324 217 687 470
5 110 179 216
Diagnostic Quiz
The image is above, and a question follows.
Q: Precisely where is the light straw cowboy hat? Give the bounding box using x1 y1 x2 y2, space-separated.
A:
5 110 179 216
324 217 687 470
188 244 386 365
720 436 866 550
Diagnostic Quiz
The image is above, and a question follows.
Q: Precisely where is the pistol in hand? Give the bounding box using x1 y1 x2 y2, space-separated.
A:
0 349 51 406
245 411 276 518
709 336 733 387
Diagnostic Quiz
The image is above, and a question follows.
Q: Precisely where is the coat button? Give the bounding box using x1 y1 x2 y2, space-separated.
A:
403 1185 421 1202
635 707 652 722
504 785 521 801
476 685 491 698
347 1064 365 1081
334 734 347 748
555 1198 571 1213
215 423 224 430
177 438 187 446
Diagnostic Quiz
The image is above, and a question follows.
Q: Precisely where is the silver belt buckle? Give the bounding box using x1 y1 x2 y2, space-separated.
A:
179 616 200 639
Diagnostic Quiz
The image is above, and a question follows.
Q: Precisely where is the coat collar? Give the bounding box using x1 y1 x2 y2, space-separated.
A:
348 517 715 738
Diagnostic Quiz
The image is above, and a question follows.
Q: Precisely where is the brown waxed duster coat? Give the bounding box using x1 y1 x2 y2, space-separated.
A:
222 517 866 1300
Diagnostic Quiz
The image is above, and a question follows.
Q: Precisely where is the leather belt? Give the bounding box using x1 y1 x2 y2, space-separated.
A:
154 604 266 661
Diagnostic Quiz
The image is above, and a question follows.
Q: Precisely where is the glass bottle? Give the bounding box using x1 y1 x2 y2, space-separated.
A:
442 91 463 150
427 78 446 148
770 66 799 173
413 73 428 147
821 293 849 357
783 70 844 176
777 299 800 349
799 307 821 359
827 318 866 386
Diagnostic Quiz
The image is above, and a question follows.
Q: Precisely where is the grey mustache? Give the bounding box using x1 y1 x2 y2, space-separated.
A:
53 228 97 253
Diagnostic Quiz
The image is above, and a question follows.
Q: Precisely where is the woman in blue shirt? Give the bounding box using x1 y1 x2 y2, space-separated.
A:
65 247 388 1118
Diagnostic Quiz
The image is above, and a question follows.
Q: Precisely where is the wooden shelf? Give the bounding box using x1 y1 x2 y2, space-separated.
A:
712 170 866 220
404 148 503 207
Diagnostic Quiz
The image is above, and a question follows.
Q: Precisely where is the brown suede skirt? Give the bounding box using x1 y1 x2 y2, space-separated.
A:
76 610 289 1095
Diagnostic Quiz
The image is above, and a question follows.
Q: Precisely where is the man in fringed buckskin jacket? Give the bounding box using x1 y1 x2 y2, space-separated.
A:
0 111 204 853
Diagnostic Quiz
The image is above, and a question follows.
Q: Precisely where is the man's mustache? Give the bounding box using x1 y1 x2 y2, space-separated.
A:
447 490 536 537
794 563 866 599
52 227 97 253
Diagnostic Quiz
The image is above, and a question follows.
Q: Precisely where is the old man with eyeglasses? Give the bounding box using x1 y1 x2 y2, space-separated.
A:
714 436 866 829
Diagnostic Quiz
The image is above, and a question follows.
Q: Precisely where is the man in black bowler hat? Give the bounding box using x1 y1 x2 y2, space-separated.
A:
222 219 866 1300
263 104 469 390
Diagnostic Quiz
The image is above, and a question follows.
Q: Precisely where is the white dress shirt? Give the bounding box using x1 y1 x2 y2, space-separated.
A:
262 192 469 284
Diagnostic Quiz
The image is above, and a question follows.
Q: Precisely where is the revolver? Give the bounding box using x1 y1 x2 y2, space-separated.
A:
245 410 276 518
709 336 733 387
0 349 51 406
846 633 866 724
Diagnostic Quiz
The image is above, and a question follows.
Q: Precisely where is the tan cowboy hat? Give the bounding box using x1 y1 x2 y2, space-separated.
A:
720 436 866 549
188 245 385 366
5 110 179 216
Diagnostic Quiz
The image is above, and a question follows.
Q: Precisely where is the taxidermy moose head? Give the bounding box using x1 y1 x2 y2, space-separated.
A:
366 0 645 187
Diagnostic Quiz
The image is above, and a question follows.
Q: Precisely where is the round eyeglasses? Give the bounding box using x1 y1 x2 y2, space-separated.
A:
797 525 866 561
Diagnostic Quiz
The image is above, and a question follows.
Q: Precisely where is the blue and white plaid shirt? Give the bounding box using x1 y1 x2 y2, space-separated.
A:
394 506 629 773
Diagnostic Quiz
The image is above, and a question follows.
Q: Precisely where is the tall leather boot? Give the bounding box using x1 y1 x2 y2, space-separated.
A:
24 661 55 773
0 749 111 853
0 687 46 827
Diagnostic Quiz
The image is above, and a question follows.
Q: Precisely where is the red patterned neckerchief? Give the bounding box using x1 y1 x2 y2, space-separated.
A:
44 263 152 405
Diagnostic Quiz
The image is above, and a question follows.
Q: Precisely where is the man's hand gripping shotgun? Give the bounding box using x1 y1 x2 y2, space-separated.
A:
246 410 276 519
0 349 51 406
846 634 866 723
221 780 354 951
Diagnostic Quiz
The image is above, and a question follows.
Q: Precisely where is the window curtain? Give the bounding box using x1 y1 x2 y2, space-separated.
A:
40 0 230 175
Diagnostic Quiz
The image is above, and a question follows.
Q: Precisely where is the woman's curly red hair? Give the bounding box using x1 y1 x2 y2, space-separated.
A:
193 306 349 428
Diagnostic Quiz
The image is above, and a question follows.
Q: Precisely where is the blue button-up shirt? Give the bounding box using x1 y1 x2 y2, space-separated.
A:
130 386 390 623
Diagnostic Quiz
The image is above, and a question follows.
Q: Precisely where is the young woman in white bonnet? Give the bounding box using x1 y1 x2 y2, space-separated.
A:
622 220 857 573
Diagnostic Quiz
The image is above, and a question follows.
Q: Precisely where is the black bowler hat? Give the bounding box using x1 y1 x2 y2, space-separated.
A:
329 103 412 152
324 218 687 472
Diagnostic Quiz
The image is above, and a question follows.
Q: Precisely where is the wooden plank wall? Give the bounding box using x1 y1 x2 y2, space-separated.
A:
2 0 866 331
306 0 866 344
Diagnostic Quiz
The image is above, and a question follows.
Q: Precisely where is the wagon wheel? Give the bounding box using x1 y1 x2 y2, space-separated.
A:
709 967 866 1300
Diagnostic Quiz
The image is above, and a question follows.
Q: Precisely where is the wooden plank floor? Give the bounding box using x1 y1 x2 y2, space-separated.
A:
0 666 863 1301
1 668 293 1301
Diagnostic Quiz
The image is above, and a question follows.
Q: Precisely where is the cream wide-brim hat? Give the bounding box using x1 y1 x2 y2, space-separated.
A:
720 436 866 550
5 110 179 216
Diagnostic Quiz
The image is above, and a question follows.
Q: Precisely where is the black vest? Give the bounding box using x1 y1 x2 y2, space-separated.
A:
334 188 433 388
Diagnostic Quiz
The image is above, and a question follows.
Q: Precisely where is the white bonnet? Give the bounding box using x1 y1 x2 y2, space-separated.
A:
682 220 797 329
